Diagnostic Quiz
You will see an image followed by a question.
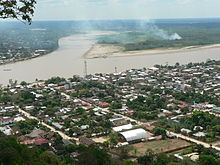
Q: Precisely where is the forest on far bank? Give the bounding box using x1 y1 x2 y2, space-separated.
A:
98 20 220 51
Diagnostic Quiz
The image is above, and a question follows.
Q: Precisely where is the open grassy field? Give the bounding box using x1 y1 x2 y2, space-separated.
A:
129 139 192 157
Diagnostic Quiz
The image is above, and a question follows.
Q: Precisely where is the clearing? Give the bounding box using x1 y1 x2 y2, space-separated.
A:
129 139 192 157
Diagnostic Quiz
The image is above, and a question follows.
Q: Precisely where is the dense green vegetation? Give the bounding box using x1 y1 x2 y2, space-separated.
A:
98 19 220 51
1 133 219 165
137 145 220 165
14 119 49 135
45 77 66 84
155 111 220 142
172 91 220 106
126 95 167 120
0 133 62 165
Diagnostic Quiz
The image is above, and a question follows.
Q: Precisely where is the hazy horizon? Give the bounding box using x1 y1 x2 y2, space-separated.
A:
33 0 220 21
2 17 220 24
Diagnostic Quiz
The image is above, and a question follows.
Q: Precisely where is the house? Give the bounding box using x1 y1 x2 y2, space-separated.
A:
149 67 159 71
148 135 162 141
66 89 76 93
212 107 220 114
21 138 49 146
125 110 134 116
0 126 12 135
142 124 155 131
193 132 206 137
81 102 89 106
4 106 15 110
34 138 49 146
62 139 74 146
178 101 190 109
52 122 63 129
70 152 79 158
64 82 72 90
83 105 94 110
80 125 89 130
158 113 166 118
155 135 163 140
109 118 129 126
26 129 47 139
193 126 203 131
98 102 110 108
112 123 133 132
79 136 95 146
0 117 14 125
181 128 192 135
119 128 147 143
162 109 173 115
14 116 25 122
25 106 35 111
93 107 102 112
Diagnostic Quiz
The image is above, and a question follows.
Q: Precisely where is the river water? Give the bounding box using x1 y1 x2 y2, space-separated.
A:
0 32 220 86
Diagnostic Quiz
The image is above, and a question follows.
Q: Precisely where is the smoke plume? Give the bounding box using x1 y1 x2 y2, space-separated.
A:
139 20 183 40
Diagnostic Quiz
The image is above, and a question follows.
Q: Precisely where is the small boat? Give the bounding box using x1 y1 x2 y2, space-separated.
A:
3 69 12 71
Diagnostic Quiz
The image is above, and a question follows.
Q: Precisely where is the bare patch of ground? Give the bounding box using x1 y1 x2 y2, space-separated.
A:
84 43 220 59
129 139 192 157
92 136 108 143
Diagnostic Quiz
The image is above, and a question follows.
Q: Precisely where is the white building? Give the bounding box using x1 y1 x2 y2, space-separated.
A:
193 132 206 137
120 128 147 143
0 117 14 125
0 126 12 135
113 123 133 132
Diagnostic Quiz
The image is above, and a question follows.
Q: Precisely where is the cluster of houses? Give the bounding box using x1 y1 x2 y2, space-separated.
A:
0 106 26 135
0 60 219 155
0 28 52 65
181 126 206 138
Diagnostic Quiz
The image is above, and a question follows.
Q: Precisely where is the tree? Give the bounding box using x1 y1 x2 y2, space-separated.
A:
19 90 35 104
153 127 167 139
0 94 11 104
108 132 119 147
77 145 112 165
0 0 36 24
0 133 63 165
137 150 179 165
45 77 66 84
118 145 134 159
110 101 122 110
198 155 218 165
137 150 156 165
39 152 61 165
20 81 28 86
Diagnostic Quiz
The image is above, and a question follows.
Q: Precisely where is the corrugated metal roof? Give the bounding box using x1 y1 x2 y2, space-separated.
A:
120 128 147 142
113 123 133 132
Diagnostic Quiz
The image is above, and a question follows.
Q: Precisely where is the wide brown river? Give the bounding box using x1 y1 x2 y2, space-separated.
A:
0 32 220 86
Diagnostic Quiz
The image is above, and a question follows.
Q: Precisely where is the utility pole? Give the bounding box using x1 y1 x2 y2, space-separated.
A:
84 60 88 78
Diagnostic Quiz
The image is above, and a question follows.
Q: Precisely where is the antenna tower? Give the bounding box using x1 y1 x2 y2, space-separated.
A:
115 67 118 73
84 60 88 77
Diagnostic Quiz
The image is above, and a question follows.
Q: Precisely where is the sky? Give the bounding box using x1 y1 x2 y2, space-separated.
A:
34 0 220 21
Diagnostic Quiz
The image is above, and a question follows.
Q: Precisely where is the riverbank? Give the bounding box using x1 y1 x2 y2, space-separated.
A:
0 31 220 86
84 43 220 59
0 50 56 67
0 31 118 66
